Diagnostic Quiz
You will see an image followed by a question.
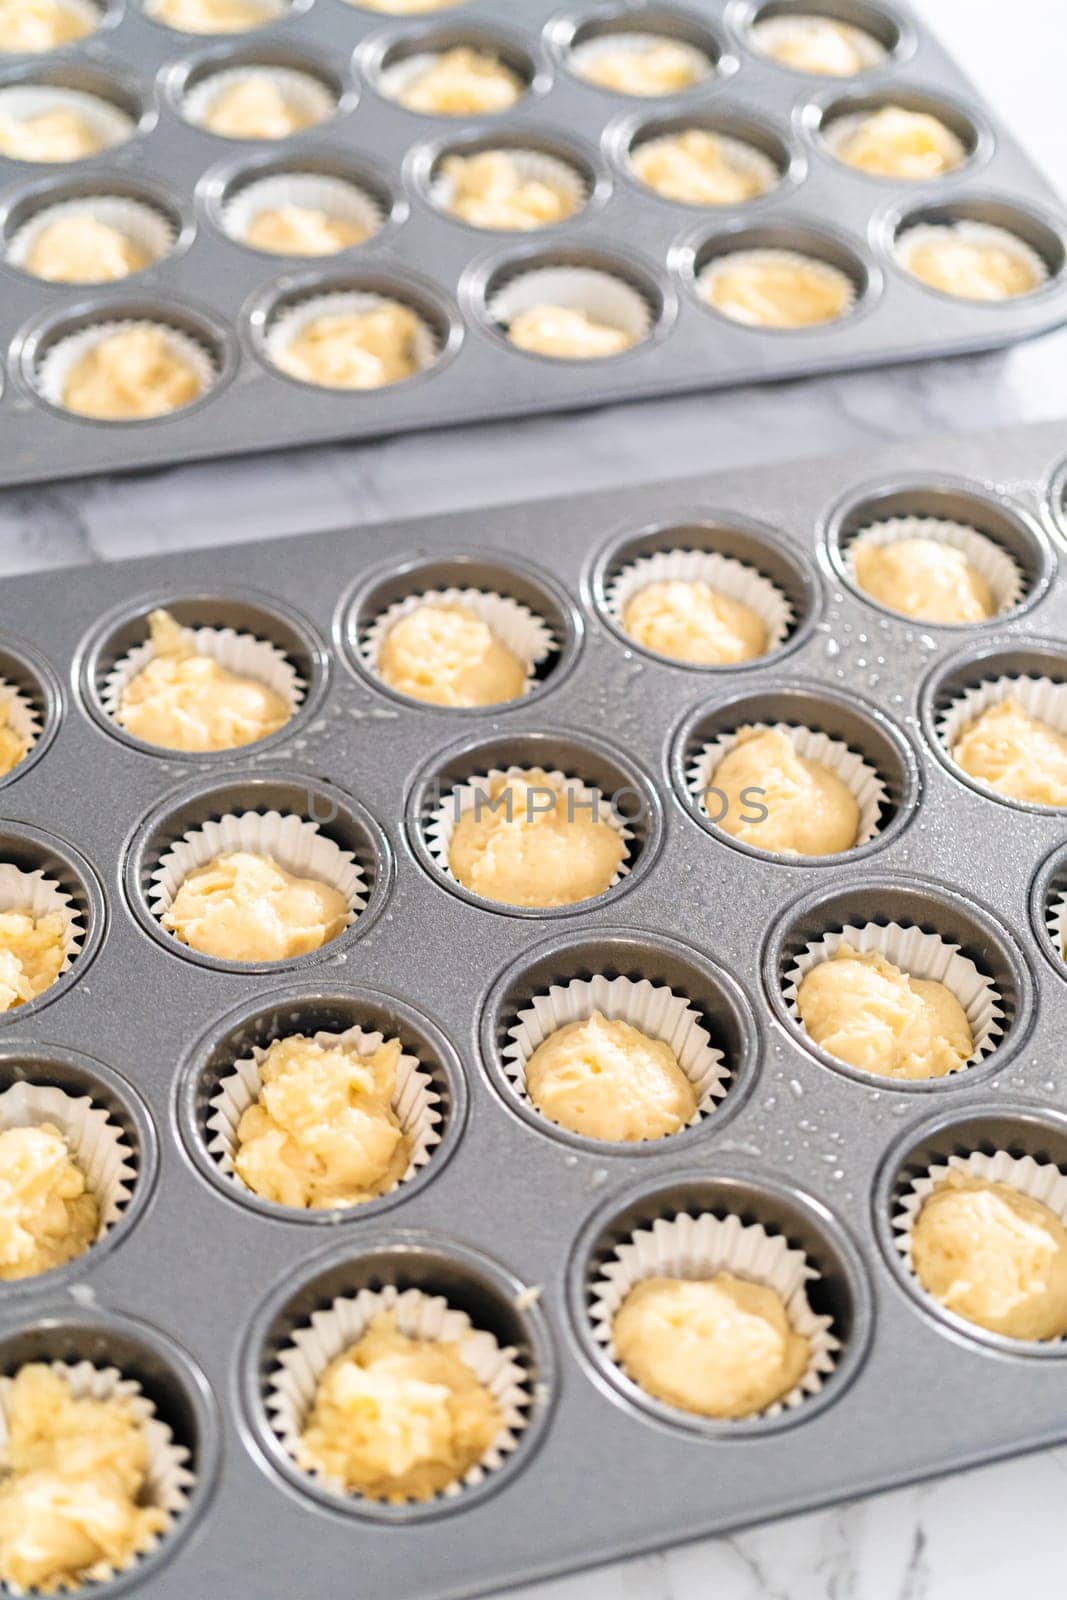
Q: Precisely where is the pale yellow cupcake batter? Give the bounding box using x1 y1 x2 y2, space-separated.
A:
60 326 203 421
377 602 527 708
507 304 636 360
116 609 290 753
853 537 994 623
0 1365 167 1594
234 1033 410 1208
0 0 95 52
23 214 150 284
394 47 523 116
441 150 578 231
275 302 423 389
622 578 767 665
631 129 776 206
709 728 860 855
911 1171 1067 1341
524 1012 697 1142
150 0 274 30
448 768 625 908
245 204 367 255
750 13 886 75
703 250 854 328
360 0 465 9
613 1274 810 1419
575 39 709 97
200 74 321 139
0 910 67 1012
162 850 349 962
0 106 103 161
897 224 1044 301
0 1124 98 1281
297 1310 502 1502
0 699 29 778
796 944 974 1080
830 106 966 179
951 696 1067 805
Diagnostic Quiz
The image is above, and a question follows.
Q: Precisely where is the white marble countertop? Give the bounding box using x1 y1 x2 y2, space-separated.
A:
4 1 1067 1595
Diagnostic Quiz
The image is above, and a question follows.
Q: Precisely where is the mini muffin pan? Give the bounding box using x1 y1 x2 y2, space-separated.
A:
1 0 1067 485
5 417 1067 1597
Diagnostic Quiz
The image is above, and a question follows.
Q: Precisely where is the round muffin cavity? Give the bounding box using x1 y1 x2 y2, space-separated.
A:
376 34 532 117
748 4 892 76
568 24 716 99
893 203 1062 303
0 827 100 1023
33 313 218 422
222 167 384 256
182 63 337 139
628 116 784 207
821 94 975 180
0 0 102 53
147 0 285 32
0 83 135 162
430 141 590 232
8 192 176 284
0 640 55 788
263 283 446 390
486 257 657 361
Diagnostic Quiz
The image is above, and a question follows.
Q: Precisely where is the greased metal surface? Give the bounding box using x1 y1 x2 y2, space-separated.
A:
1 0 1067 485
3 418 1067 1597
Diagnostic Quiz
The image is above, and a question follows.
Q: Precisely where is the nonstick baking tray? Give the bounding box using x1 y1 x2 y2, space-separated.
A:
2 0 1067 486
4 417 1067 1599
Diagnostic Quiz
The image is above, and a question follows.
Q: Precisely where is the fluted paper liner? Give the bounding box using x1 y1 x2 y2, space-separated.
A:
0 86 135 156
425 765 633 894
146 0 284 28
0 680 40 767
0 1359 193 1594
1046 885 1067 967
148 809 367 940
361 585 555 698
688 722 888 850
182 66 336 134
896 221 1050 296
590 1211 839 1417
36 320 217 415
699 248 858 322
207 1022 442 1200
750 14 887 71
266 291 440 381
630 129 780 200
847 515 1024 616
101 617 305 728
502 974 729 1132
784 919 1003 1068
431 146 588 226
268 1283 531 1501
936 674 1067 802
822 109 966 172
605 546 794 656
893 1148 1067 1340
0 864 82 982
0 1080 136 1248
489 266 653 347
9 195 174 277
223 172 384 249
569 32 714 92
377 51 523 112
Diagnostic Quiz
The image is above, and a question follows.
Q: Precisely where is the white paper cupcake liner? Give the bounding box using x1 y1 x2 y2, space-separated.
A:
35 319 217 415
8 194 175 278
377 50 522 110
488 266 653 346
431 146 588 226
590 1211 839 1417
0 1359 192 1595
361 586 555 697
100 617 305 727
605 546 794 656
630 129 780 200
1045 886 1067 967
182 66 336 134
936 674 1067 798
425 765 633 893
750 15 887 72
569 32 714 93
893 1148 1067 1339
222 172 383 249
699 248 858 321
0 680 40 764
896 221 1049 296
266 291 440 380
502 974 729 1132
0 863 83 981
687 722 888 848
147 810 367 938
267 1283 531 1501
784 920 1004 1067
0 1081 136 1248
847 515 1024 616
206 1022 442 1200
0 87 135 157
146 0 285 28
822 108 967 173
